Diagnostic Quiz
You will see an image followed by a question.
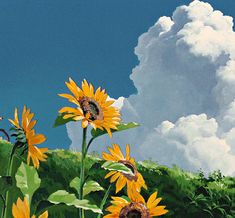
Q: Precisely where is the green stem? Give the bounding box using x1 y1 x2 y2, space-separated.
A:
4 144 17 218
0 194 6 218
84 137 94 156
79 127 87 218
97 184 112 218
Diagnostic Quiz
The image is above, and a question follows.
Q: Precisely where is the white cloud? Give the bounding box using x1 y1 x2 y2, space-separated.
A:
67 1 235 176
141 114 235 175
107 96 125 109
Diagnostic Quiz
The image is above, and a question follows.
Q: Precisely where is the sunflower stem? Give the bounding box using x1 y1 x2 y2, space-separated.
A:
79 127 87 218
97 184 112 218
4 143 17 218
84 137 94 156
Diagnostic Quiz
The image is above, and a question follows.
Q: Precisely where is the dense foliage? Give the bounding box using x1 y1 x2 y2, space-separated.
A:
0 140 234 218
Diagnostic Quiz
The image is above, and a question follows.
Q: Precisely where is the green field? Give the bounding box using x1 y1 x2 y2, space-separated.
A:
0 140 235 218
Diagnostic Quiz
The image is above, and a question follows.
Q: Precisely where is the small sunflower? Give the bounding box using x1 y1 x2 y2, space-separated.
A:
104 190 168 218
103 144 147 195
12 197 48 218
58 78 121 137
9 106 48 169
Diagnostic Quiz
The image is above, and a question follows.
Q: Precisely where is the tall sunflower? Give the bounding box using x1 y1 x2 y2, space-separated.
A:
104 190 168 218
12 197 48 218
9 106 48 169
58 78 121 137
103 144 147 195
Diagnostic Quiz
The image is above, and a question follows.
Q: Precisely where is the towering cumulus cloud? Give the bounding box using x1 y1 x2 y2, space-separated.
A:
67 1 235 175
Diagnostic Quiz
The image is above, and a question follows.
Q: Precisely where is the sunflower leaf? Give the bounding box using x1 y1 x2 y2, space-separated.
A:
53 113 75 127
83 180 104 196
91 122 140 139
69 177 80 194
70 177 104 196
48 190 102 214
15 162 41 204
102 161 134 177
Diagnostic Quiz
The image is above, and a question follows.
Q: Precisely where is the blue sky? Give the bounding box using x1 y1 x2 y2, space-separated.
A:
0 0 234 149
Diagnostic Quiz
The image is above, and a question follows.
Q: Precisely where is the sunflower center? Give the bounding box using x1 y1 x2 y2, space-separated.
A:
119 160 138 182
119 202 150 218
127 210 141 218
79 97 103 121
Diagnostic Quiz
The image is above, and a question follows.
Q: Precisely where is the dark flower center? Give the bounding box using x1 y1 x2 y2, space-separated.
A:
119 160 138 181
79 97 103 121
127 210 141 218
119 202 150 218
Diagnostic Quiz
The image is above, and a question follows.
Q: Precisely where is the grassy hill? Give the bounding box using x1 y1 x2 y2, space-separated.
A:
0 140 235 218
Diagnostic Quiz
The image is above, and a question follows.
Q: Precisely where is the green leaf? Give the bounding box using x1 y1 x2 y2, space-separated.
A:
91 122 140 139
15 162 41 204
102 161 134 176
48 190 102 214
70 177 104 196
69 177 80 194
53 113 75 128
83 180 104 196
0 176 12 192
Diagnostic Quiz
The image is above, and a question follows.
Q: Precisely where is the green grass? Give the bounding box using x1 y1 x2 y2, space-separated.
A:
0 140 235 218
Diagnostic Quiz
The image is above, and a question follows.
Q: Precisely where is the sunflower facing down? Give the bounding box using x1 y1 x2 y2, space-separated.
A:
9 106 48 169
103 144 147 195
58 78 121 137
12 197 48 218
104 190 168 218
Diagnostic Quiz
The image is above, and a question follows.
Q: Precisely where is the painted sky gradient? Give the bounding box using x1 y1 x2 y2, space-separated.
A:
1 0 235 149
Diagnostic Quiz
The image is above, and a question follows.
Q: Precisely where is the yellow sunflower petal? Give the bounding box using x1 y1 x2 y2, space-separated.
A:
108 146 123 160
125 144 130 160
113 144 125 159
102 152 119 161
105 171 116 179
111 197 129 206
148 197 162 209
29 134 46 145
137 172 147 189
106 128 113 138
82 79 91 97
81 119 89 128
38 211 48 218
12 197 30 218
62 114 76 119
147 192 157 208
128 188 145 204
149 206 168 216
73 116 84 121
110 172 121 183
14 108 20 128
115 175 127 193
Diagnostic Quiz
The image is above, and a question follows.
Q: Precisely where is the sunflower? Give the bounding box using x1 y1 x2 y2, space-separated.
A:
104 190 168 218
103 144 147 195
9 106 48 169
12 197 48 218
58 78 121 137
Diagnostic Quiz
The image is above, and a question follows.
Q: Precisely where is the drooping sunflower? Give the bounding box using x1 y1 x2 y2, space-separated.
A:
9 106 48 169
12 197 48 218
58 78 121 137
104 190 168 218
103 144 147 195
